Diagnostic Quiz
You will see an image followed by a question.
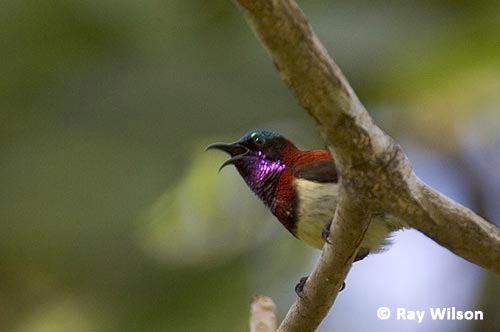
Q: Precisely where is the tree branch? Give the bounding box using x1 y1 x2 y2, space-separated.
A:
277 187 371 332
234 0 500 331
235 0 500 271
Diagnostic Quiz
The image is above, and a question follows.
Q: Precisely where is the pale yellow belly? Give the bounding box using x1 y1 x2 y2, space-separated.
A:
294 179 403 252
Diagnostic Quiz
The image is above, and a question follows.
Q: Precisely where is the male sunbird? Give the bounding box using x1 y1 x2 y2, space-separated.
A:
207 130 404 292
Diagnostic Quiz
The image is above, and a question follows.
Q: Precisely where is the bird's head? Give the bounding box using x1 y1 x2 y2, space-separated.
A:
206 129 297 173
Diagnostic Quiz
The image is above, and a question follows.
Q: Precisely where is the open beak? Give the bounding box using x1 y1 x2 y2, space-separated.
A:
206 142 249 172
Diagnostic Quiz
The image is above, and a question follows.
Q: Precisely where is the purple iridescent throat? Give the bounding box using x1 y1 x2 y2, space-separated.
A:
236 151 286 209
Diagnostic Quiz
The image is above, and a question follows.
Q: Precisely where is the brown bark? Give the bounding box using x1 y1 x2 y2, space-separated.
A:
234 0 500 331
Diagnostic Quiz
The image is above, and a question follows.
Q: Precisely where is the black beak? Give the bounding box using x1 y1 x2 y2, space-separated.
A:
205 142 247 155
206 142 249 172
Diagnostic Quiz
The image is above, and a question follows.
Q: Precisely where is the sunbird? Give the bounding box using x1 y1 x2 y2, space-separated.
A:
207 129 404 292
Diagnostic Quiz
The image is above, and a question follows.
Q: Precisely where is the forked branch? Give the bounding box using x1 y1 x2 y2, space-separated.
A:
234 0 500 331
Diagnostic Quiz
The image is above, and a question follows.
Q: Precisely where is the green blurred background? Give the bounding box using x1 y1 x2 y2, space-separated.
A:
1 0 500 331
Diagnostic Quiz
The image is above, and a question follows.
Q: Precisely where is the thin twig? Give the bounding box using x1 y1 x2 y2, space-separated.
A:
250 295 277 332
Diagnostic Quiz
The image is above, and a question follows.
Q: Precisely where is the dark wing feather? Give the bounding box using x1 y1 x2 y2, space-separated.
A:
292 159 338 183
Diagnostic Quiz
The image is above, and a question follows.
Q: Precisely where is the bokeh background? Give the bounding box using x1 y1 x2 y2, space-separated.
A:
1 0 500 331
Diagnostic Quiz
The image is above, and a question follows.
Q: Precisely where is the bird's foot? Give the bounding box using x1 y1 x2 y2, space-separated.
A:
295 276 308 298
322 220 333 245
295 276 346 298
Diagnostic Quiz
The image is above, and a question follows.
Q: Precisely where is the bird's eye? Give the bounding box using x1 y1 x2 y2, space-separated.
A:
254 136 265 145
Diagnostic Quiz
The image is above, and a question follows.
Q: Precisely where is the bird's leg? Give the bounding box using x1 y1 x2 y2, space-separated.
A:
322 220 333 245
295 275 346 298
